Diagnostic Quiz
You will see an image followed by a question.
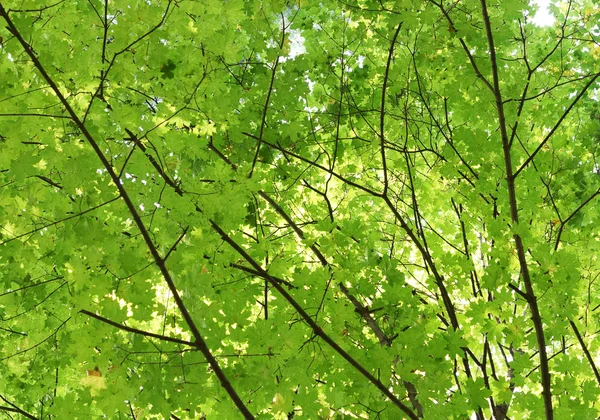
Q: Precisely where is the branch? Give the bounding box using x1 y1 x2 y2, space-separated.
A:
514 72 600 178
554 187 600 251
162 226 189 262
0 112 69 119
210 220 419 420
569 320 600 386
258 191 394 346
0 196 120 246
32 174 63 189
0 317 70 361
7 0 64 13
83 1 173 120
0 8 253 418
230 263 297 289
0 276 63 297
430 0 494 92
124 128 183 195
80 309 195 346
249 14 286 178
479 0 553 417
0 395 37 420
250 134 382 197
258 124 468 387
379 22 403 194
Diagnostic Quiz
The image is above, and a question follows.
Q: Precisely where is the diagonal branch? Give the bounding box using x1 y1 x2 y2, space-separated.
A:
80 309 195 346
257 191 423 414
258 190 394 346
230 263 297 289
0 196 120 246
0 7 254 419
569 319 600 386
430 0 494 93
514 72 600 178
554 187 600 250
32 174 63 189
0 275 63 297
124 128 183 195
83 1 173 121
254 130 471 385
249 134 382 196
162 226 189 262
1 317 70 361
0 394 37 420
210 220 419 420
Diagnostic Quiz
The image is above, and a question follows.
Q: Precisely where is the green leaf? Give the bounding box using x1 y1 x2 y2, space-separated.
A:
0 1 599 418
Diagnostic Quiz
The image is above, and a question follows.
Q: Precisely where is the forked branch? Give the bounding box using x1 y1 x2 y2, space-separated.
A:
211 220 419 420
478 0 553 417
0 6 254 418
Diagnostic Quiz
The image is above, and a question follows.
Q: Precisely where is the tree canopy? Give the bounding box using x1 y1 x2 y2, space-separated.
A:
1 0 599 418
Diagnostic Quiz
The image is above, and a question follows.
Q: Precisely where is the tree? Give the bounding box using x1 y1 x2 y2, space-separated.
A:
0 0 599 418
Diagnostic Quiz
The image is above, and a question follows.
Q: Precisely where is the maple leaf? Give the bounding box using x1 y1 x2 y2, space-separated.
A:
0 1 599 419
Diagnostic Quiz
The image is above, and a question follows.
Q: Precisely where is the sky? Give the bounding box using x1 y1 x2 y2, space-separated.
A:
531 0 556 26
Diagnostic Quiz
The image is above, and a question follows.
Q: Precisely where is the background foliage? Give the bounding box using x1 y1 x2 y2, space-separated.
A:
0 0 599 418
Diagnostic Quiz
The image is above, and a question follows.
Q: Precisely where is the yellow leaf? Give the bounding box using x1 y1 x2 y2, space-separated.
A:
81 370 106 396
35 159 47 170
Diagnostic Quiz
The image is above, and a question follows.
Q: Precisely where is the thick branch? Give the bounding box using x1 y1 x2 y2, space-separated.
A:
211 221 419 420
0 7 253 418
0 395 37 420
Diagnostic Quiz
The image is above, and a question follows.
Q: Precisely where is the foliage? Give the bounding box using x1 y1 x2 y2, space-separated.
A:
0 0 599 418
